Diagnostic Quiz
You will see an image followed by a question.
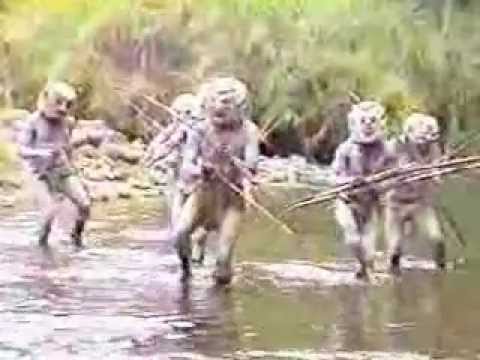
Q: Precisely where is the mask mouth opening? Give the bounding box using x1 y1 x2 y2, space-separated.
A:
56 109 67 117
363 127 376 136
421 133 440 143
411 128 439 144
42 108 64 121
212 106 241 125
187 115 202 123
213 109 228 119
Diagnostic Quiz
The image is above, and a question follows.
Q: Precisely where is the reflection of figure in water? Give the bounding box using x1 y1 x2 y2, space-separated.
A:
26 246 71 303
385 113 445 274
334 287 371 350
333 101 394 280
176 281 240 355
387 273 447 353
142 93 209 263
17 82 91 247
170 76 259 284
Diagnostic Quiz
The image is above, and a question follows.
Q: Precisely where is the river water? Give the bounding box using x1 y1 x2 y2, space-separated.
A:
0 180 479 359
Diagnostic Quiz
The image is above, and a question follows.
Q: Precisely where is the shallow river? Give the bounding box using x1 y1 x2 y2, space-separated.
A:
1 180 480 359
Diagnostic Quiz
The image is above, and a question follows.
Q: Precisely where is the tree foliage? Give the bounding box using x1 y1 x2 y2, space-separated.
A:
0 0 480 143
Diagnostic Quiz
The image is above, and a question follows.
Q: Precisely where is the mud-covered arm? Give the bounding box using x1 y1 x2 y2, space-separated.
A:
240 121 260 189
375 139 401 193
180 127 203 178
17 119 50 158
385 139 399 169
430 142 444 185
431 142 443 162
331 143 356 186
390 139 411 168
331 144 367 203
143 123 184 168
244 120 260 175
60 116 77 160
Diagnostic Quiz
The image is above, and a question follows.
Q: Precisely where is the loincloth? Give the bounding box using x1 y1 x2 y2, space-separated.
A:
37 167 76 194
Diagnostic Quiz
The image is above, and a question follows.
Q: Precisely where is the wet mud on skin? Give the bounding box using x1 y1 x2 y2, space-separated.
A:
1 183 480 359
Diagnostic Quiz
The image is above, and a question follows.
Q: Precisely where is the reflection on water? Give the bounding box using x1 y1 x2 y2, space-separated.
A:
0 184 479 359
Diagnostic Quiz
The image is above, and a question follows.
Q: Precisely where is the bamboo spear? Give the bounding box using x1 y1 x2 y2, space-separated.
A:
286 128 480 212
286 156 480 211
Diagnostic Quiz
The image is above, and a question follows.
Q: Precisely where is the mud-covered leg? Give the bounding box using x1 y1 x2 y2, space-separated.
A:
385 204 407 276
62 175 91 247
420 206 445 270
38 206 56 246
191 227 209 265
170 190 202 280
214 204 243 285
176 231 192 280
33 177 59 246
335 200 373 280
71 214 88 247
360 208 379 279
170 187 208 264
167 179 183 228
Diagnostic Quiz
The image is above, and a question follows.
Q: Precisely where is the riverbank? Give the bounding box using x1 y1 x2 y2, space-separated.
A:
0 115 332 208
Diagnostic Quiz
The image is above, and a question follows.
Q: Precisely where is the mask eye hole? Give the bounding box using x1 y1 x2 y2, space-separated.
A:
185 109 192 116
220 97 232 105
54 97 73 109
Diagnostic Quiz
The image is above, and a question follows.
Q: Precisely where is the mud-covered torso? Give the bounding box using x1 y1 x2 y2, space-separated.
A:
178 121 253 193
388 138 441 204
333 138 394 207
344 140 391 178
20 112 72 175
146 122 190 178
200 123 247 176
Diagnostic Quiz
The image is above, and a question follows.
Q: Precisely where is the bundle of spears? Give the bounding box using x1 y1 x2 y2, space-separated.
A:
286 153 480 212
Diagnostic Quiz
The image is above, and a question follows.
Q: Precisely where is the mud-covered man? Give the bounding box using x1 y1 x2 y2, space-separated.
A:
18 81 91 247
171 76 259 284
333 101 395 280
143 93 210 262
143 93 204 225
385 113 445 273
